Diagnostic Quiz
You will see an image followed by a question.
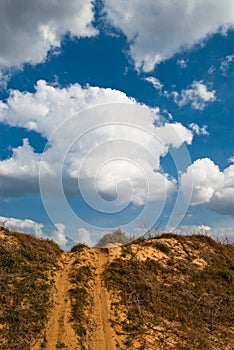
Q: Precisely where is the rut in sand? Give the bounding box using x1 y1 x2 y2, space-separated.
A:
88 249 116 350
31 249 116 350
31 252 79 350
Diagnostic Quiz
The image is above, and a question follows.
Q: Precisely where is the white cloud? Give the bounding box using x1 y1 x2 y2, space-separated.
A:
212 227 234 242
210 164 234 216
0 138 47 197
162 109 173 121
208 65 216 75
173 225 211 235
0 215 76 248
220 54 234 74
0 216 44 237
181 158 234 216
0 0 97 68
188 123 209 136
0 81 193 207
181 158 223 206
144 76 163 91
0 69 12 88
77 227 93 246
177 59 188 69
51 223 67 249
173 225 234 242
228 156 234 164
104 0 234 71
174 81 216 110
0 80 133 136
172 225 234 242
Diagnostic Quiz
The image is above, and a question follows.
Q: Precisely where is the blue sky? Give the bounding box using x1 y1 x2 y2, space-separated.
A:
0 1 234 248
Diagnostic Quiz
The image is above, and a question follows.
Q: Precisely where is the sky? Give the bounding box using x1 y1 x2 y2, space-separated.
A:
0 0 234 248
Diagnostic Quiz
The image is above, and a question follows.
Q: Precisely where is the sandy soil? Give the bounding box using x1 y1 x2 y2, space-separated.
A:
31 252 79 350
31 249 117 350
88 250 116 350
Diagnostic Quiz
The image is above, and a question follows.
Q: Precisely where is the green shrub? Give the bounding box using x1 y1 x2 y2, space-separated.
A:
154 242 171 254
6 309 20 322
219 267 232 282
96 229 133 247
70 243 89 252
0 252 20 272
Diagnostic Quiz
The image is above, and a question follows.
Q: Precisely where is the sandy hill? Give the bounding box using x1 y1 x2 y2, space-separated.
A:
0 228 234 350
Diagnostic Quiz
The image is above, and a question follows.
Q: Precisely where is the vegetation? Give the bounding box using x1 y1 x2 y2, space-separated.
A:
0 227 62 350
95 228 134 247
68 249 93 347
1 226 234 349
103 234 234 349
70 242 89 252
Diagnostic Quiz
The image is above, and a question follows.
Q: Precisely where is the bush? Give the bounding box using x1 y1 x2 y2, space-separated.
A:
96 229 133 247
70 243 89 252
219 267 232 282
154 242 171 254
0 252 20 272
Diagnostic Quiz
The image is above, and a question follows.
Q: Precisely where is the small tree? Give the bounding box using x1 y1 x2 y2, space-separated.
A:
95 229 133 248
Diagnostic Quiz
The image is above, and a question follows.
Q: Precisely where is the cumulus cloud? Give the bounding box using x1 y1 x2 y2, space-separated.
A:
0 138 45 196
173 81 216 110
144 76 163 91
0 216 73 249
0 80 132 136
77 227 93 246
188 123 209 136
0 81 193 207
220 54 234 74
173 225 234 242
181 158 234 216
210 165 234 216
173 225 211 235
0 0 97 68
0 216 44 237
51 223 68 249
208 65 216 75
212 227 234 242
104 0 234 71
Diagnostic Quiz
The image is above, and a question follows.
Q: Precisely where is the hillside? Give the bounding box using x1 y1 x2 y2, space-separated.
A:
0 228 234 349
0 227 62 350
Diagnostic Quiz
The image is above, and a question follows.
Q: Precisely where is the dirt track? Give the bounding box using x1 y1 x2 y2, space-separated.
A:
31 253 79 349
31 250 116 350
88 250 116 350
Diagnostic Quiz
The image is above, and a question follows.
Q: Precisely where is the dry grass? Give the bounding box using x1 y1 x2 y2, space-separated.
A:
1 227 234 350
0 227 62 350
103 234 234 349
68 246 94 348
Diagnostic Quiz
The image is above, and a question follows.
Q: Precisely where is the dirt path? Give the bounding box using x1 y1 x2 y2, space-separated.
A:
31 252 79 350
88 250 116 350
31 249 116 350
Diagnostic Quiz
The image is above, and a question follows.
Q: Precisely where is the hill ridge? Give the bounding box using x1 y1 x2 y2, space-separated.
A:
0 228 234 349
